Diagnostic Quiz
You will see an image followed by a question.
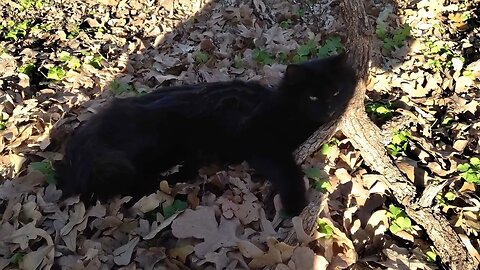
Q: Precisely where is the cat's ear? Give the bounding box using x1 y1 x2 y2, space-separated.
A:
284 64 307 85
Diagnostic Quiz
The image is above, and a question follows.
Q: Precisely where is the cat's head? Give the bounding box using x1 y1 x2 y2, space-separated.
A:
280 53 357 123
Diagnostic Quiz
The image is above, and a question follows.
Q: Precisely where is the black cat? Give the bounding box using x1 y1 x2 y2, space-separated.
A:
55 53 356 215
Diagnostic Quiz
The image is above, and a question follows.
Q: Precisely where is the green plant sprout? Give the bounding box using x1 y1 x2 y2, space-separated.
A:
67 26 81 39
195 52 209 64
252 49 274 65
320 138 339 156
387 130 410 156
425 247 437 263
19 0 43 10
366 101 393 120
9 252 26 265
387 204 412 234
29 161 56 184
294 39 318 63
17 62 35 75
109 80 135 96
436 191 456 208
59 51 82 70
46 66 66 81
280 19 292 29
375 23 411 51
4 20 31 40
86 54 106 69
0 113 7 130
457 157 480 185
316 218 333 238
305 167 332 192
317 36 344 58
163 199 188 218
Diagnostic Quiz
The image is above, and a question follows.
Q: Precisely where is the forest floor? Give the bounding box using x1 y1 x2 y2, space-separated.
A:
0 0 479 269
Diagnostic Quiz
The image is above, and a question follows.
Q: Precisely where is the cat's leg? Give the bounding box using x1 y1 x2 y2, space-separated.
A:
247 154 307 215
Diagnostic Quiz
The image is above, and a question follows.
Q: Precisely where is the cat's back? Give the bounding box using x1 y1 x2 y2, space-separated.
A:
126 80 274 126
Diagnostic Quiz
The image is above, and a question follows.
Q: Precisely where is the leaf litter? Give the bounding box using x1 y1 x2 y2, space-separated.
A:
0 0 479 269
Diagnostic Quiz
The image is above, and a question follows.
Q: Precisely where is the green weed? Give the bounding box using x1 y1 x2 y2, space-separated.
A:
458 157 480 185
163 199 188 218
376 23 411 51
387 204 412 234
195 52 209 64
19 0 43 10
305 167 332 192
46 66 66 81
316 218 333 238
109 80 135 95
29 161 56 184
4 20 31 40
252 49 274 65
366 101 393 120
387 130 410 156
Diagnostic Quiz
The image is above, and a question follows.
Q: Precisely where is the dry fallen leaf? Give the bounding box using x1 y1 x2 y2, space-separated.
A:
171 206 241 258
113 237 140 266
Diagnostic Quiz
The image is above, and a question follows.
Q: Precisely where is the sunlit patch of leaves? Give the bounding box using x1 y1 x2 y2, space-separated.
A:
252 48 274 65
19 0 43 10
387 204 412 234
387 130 410 157
366 101 393 120
29 161 56 184
457 157 480 185
163 199 188 218
422 40 466 73
375 23 411 51
305 167 331 192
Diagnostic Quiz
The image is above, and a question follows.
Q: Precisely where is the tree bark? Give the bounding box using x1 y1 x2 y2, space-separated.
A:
289 0 478 269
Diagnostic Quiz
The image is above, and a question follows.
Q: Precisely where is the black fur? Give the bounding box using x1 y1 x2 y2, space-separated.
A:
55 54 356 215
